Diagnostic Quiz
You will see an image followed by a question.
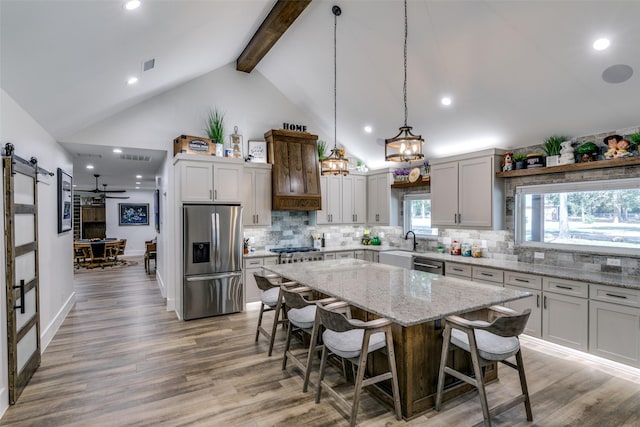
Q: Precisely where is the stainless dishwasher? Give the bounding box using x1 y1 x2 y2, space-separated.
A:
413 257 444 275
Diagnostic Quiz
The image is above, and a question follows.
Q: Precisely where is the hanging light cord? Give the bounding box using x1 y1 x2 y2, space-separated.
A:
403 0 408 127
334 7 338 151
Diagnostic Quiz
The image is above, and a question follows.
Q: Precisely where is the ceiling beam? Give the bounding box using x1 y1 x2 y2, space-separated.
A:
236 0 312 73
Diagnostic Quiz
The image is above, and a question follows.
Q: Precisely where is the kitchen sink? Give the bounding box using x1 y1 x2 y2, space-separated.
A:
379 251 414 269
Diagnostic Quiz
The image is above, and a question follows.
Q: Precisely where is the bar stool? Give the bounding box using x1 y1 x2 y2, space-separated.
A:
280 287 335 392
315 301 402 427
254 273 296 356
435 306 533 427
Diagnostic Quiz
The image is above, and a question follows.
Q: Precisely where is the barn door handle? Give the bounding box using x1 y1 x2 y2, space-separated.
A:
13 279 25 314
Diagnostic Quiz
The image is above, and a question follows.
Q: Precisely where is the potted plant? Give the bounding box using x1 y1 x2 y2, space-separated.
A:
317 140 327 160
576 141 598 162
513 153 528 170
205 108 225 156
543 135 565 166
629 133 640 156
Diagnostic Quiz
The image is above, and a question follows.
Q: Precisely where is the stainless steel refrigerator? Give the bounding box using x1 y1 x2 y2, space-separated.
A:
183 204 243 320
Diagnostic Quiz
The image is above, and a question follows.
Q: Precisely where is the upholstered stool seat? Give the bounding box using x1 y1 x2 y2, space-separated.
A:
450 321 521 361
254 273 298 356
260 286 281 308
323 328 386 359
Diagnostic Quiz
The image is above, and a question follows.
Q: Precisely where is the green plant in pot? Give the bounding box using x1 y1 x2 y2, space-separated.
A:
317 140 327 160
629 133 640 155
513 153 528 169
542 135 565 166
576 141 598 162
205 108 225 156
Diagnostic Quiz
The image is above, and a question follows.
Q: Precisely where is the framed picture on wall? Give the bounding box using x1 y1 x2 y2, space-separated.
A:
57 168 73 233
248 140 267 163
154 189 160 233
118 203 149 226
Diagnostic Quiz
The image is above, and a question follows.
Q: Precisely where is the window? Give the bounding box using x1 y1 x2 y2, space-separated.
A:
403 193 438 237
515 178 640 254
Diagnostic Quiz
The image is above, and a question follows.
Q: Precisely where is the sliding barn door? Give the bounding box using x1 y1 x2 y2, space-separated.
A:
3 157 41 404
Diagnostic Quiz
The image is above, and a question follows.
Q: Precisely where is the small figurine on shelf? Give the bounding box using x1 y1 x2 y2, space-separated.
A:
603 134 632 159
502 152 514 172
559 140 575 165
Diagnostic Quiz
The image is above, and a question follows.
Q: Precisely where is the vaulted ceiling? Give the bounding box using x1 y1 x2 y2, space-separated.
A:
2 0 640 188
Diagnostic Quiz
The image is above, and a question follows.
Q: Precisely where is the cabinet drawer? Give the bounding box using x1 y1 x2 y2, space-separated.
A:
263 256 278 266
543 277 589 298
335 251 355 259
591 285 640 308
446 262 472 278
473 267 504 284
244 258 263 268
504 271 542 290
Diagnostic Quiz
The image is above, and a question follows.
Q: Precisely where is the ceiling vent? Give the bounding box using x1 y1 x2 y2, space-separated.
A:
120 153 152 162
76 152 102 159
143 58 155 72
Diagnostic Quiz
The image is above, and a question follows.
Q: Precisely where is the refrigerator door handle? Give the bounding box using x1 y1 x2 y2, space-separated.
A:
211 212 221 270
185 272 242 282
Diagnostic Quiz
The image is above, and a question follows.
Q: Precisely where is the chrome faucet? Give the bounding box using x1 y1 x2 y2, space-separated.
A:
405 230 418 251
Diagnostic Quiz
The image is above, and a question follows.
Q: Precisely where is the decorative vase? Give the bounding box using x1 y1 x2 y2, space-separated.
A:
215 143 223 157
545 155 559 167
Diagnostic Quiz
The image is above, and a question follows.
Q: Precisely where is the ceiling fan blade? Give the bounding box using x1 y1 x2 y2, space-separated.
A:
100 189 127 193
104 195 130 199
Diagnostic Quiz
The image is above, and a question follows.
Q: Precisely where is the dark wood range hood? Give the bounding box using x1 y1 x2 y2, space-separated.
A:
265 129 321 211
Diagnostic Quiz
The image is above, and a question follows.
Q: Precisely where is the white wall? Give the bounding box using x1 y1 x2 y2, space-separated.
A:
105 190 156 256
63 62 324 316
0 89 75 414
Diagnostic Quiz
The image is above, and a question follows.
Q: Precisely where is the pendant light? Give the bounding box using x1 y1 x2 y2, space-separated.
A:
385 0 424 162
321 5 349 176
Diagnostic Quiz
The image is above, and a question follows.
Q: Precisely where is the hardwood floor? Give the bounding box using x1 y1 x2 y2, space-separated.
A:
2 259 640 426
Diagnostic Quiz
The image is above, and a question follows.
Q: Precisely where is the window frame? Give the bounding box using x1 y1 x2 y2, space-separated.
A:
403 192 438 238
514 177 640 256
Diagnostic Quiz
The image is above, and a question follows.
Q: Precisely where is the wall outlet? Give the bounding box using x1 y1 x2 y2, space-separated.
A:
355 231 361 238
534 252 545 259
481 240 487 248
379 232 385 238
607 258 621 266
443 237 452 245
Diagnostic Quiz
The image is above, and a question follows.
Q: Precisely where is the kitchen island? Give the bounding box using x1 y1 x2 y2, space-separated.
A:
264 259 531 419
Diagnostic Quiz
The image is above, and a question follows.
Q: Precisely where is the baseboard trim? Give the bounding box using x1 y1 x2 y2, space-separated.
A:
41 291 76 351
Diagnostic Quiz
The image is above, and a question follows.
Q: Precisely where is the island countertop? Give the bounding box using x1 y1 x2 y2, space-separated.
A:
264 259 530 327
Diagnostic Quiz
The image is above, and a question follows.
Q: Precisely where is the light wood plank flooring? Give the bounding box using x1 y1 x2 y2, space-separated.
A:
2 259 640 426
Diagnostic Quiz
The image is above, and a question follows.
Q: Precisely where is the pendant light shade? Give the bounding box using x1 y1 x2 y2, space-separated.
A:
385 0 424 162
321 5 349 176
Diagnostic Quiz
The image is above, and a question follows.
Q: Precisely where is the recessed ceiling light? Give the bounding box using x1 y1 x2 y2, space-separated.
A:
124 0 141 11
136 182 141 185
113 148 123 153
136 174 142 179
135 186 140 189
593 38 610 51
364 125 373 133
86 164 94 170
127 77 138 85
441 97 452 106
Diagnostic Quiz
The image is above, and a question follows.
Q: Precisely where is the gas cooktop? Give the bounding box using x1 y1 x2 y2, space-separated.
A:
269 247 319 254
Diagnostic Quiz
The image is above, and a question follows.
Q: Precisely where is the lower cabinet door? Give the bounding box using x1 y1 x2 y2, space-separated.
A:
244 267 263 304
505 285 542 338
542 291 588 351
589 300 640 367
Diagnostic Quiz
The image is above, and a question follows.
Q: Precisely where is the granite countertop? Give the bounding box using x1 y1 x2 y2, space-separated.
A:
263 259 530 327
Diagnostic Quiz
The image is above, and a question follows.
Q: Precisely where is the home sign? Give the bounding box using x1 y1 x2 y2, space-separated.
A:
282 122 307 132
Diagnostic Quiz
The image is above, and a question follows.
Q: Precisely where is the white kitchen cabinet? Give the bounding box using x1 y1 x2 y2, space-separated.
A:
178 158 242 203
589 285 640 367
505 285 542 338
472 266 504 285
324 253 336 260
367 171 398 225
342 174 366 224
445 262 472 279
430 150 503 229
542 277 589 352
355 249 377 262
317 176 342 224
242 164 271 226
335 251 355 259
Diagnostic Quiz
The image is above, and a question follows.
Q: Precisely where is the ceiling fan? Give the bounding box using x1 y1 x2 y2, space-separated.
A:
76 174 129 199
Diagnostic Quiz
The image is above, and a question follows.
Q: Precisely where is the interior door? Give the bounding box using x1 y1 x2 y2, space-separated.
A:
3 156 41 404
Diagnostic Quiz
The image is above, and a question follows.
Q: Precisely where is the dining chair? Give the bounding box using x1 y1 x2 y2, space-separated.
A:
144 240 157 273
435 306 533 427
315 301 401 427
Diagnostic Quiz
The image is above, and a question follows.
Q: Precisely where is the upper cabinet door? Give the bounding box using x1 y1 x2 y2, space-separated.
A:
430 162 459 227
352 175 367 224
458 156 493 227
253 168 272 226
181 161 214 202
213 163 242 202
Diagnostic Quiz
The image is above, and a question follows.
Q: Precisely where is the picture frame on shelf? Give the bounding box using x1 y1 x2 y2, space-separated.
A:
57 168 73 233
248 140 267 163
118 203 149 226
